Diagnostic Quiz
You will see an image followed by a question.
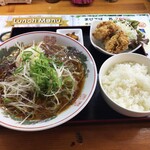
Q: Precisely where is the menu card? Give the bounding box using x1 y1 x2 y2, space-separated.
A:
0 13 150 55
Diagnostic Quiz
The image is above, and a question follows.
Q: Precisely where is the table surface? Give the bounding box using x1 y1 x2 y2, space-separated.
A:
1 0 150 150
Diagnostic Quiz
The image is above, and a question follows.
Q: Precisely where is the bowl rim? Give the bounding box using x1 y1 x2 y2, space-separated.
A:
99 53 150 114
0 31 98 131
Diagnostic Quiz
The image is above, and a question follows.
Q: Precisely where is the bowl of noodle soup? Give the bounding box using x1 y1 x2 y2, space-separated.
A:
0 31 97 131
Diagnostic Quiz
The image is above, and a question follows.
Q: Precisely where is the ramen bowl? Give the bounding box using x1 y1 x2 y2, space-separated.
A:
0 31 97 131
99 53 150 117
90 20 142 55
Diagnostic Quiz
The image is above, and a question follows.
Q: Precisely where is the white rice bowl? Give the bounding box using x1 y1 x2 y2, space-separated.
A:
99 53 150 117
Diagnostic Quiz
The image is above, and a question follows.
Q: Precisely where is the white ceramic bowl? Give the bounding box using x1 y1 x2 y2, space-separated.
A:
90 20 141 56
0 31 97 131
99 53 150 117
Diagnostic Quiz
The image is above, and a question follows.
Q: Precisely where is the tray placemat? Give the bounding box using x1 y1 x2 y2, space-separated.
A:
10 26 150 124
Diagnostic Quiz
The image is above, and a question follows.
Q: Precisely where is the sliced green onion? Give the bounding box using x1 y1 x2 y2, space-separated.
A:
22 51 33 62
14 66 24 74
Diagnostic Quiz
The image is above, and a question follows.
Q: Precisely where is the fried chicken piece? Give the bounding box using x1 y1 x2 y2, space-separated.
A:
92 21 120 42
105 31 129 54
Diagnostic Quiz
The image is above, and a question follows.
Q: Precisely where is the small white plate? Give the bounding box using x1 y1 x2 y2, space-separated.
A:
90 20 141 55
56 29 84 45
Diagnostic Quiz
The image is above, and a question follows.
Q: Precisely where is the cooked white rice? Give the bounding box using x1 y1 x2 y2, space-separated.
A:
102 62 150 111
